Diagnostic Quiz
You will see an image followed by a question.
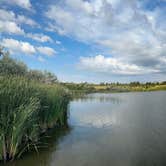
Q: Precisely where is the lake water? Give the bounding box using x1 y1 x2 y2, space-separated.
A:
4 91 166 166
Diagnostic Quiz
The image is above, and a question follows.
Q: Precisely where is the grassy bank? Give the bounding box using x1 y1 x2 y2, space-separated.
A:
0 49 70 162
0 76 70 161
62 82 166 95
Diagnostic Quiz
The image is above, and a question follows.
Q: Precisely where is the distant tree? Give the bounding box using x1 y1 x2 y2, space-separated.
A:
0 46 58 84
27 70 58 84
0 52 28 76
161 81 166 85
116 82 120 86
0 46 4 57
100 82 105 86
145 82 152 86
130 82 140 86
43 71 58 84
28 69 45 82
156 82 159 85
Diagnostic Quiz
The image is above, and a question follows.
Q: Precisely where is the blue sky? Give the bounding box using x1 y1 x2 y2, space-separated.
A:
0 0 166 83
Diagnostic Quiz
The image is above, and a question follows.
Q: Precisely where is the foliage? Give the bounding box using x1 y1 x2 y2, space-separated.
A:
63 81 166 94
0 48 70 161
0 77 39 161
38 84 70 130
0 76 70 161
0 54 27 76
0 47 57 84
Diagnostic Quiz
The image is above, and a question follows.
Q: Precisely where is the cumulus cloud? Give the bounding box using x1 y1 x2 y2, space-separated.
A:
2 38 36 55
0 9 53 44
17 15 38 26
2 0 32 10
97 29 166 67
0 9 38 35
0 9 15 21
45 0 166 75
79 55 160 75
36 46 56 56
0 20 24 34
27 33 53 42
0 9 38 27
1 38 56 56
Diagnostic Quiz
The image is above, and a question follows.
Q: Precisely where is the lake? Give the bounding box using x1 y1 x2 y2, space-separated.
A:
4 91 166 166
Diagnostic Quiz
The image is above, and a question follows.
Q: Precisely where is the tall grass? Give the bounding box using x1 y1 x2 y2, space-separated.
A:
0 76 70 161
38 84 70 130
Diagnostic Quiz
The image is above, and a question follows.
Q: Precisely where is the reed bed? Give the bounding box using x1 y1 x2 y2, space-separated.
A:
0 76 70 161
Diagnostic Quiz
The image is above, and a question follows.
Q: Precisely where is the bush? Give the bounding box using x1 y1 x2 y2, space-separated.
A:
0 76 70 161
0 76 39 161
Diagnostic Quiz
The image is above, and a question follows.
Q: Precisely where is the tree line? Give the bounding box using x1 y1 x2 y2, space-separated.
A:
0 46 57 84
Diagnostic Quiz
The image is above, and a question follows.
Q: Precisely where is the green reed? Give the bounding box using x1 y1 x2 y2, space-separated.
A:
0 76 70 161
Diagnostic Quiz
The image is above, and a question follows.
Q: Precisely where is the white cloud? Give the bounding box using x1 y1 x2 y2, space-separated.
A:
0 9 15 20
1 38 56 56
37 46 56 56
0 9 38 35
0 9 38 26
3 0 32 10
38 56 45 62
17 15 38 26
0 21 24 34
79 55 159 75
2 38 36 55
97 29 166 67
27 33 53 42
65 0 93 15
55 40 61 45
46 6 75 35
45 0 166 75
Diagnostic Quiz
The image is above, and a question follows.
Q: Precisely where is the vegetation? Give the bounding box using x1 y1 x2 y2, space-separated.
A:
62 81 166 94
0 48 70 162
0 51 57 84
0 46 165 162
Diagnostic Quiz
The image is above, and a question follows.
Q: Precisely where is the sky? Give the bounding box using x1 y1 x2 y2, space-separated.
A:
0 0 166 83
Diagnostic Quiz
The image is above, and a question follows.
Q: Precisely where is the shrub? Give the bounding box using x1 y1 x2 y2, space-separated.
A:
0 76 70 161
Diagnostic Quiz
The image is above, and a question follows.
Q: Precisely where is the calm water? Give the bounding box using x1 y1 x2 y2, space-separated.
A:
4 91 166 166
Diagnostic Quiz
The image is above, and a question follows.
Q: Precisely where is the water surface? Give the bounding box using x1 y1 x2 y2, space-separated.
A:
4 91 166 166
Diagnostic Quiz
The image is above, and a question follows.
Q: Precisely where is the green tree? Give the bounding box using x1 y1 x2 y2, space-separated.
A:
0 54 27 76
0 46 5 57
43 71 58 84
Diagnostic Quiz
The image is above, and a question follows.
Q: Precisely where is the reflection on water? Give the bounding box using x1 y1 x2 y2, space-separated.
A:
2 91 166 166
4 127 71 166
73 93 122 104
